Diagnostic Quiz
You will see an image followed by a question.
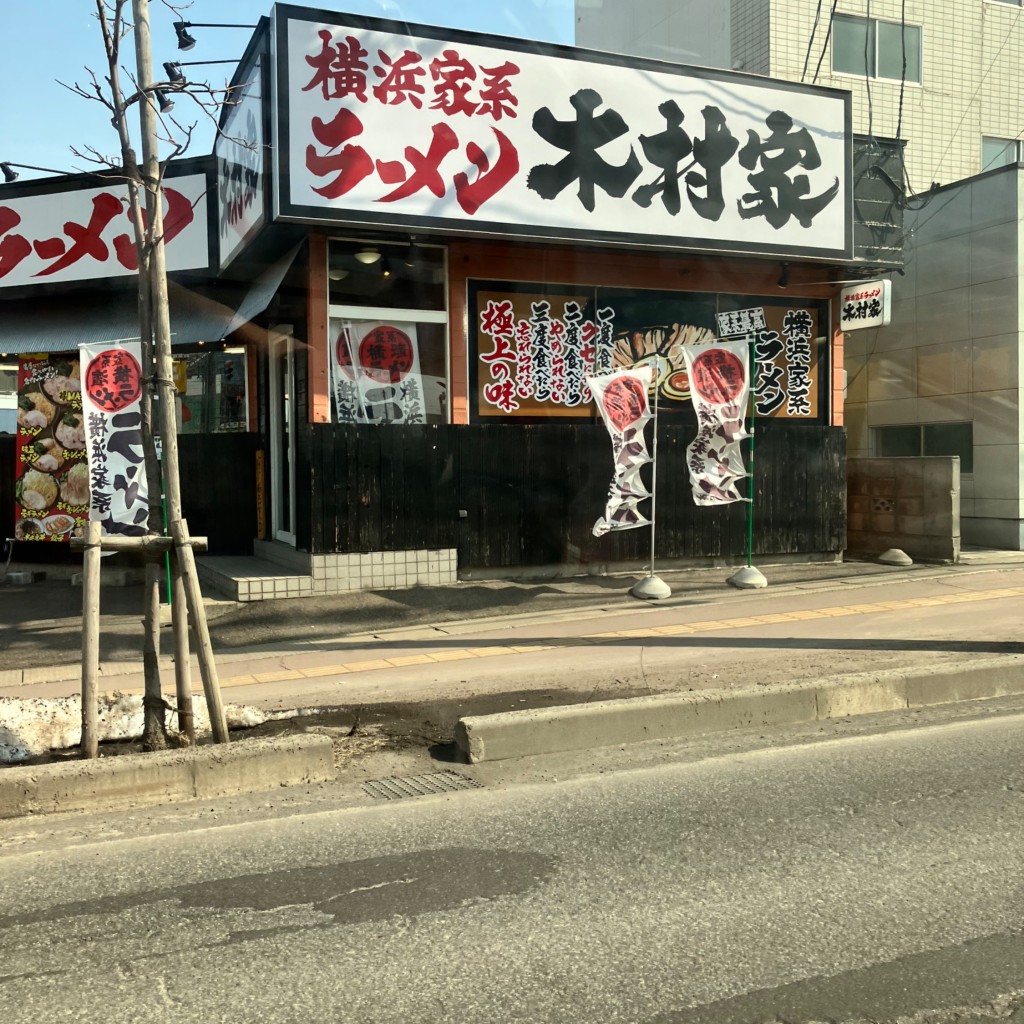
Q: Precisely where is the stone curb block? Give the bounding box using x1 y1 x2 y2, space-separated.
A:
456 656 1024 763
0 734 335 819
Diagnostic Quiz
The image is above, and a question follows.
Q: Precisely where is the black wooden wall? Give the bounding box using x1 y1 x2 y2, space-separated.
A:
0 432 261 559
2 424 845 567
296 423 846 569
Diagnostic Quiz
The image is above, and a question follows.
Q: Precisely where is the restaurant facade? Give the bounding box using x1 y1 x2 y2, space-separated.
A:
0 4 896 599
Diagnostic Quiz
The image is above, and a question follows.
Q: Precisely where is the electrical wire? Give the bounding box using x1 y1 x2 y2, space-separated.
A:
801 0 825 82
863 0 874 142
811 0 841 84
895 0 907 147
927 6 1023 188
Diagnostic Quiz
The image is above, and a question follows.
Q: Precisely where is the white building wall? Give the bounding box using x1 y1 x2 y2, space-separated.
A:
575 0 731 68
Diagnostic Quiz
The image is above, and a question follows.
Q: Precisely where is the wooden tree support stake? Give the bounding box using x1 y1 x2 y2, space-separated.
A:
171 551 196 745
80 519 102 759
170 517 229 744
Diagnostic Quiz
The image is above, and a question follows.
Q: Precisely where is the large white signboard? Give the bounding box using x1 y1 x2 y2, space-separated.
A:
274 6 852 258
0 174 210 288
217 57 267 269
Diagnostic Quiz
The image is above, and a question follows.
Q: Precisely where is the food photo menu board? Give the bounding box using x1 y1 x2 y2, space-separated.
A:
14 355 88 541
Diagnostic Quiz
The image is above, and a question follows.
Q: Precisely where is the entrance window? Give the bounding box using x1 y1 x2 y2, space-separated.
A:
176 347 249 433
327 240 449 425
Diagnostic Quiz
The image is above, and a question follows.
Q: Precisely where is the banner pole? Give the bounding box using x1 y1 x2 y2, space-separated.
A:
649 382 659 573
728 337 767 589
631 374 671 600
747 343 755 568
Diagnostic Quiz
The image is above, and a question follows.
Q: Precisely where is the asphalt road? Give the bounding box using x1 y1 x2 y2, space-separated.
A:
1 702 1022 1023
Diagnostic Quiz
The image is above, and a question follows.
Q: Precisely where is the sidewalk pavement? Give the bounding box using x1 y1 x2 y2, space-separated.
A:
4 549 1024 815
0 553 981 684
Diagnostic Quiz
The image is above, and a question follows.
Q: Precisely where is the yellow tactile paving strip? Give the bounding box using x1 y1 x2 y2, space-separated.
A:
99 585 1024 697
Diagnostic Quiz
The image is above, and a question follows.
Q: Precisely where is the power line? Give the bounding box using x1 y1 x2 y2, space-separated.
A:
927 6 1023 186
801 0 825 82
811 0 841 84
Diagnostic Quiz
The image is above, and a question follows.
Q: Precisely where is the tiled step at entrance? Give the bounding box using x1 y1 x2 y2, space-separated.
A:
197 547 458 602
196 555 313 602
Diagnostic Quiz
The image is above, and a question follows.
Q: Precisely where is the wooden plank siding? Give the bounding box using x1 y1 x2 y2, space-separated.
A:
1 425 845 567
297 423 846 569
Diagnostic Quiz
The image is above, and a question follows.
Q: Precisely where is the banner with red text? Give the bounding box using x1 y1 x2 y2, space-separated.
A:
589 365 654 537
682 342 750 506
80 342 150 535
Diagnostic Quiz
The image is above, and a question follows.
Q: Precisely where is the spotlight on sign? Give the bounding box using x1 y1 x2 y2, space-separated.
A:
156 90 175 113
174 21 197 50
0 162 18 183
164 62 186 85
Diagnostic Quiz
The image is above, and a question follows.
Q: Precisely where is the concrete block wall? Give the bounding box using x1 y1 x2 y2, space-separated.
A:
847 456 960 562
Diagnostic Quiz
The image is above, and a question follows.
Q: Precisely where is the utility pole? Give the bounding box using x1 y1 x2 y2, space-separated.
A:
131 0 229 743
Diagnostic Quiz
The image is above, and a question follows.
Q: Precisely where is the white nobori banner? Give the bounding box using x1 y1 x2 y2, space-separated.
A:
588 365 654 537
682 341 751 506
80 341 150 535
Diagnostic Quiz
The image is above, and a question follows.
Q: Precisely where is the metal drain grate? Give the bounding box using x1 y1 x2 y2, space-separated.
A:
362 771 482 801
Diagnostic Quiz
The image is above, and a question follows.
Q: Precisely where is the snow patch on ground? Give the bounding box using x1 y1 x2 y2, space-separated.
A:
0 694 296 763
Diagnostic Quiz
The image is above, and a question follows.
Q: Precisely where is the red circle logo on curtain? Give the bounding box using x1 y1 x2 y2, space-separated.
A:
358 326 414 384
601 375 647 433
84 349 143 413
689 348 745 405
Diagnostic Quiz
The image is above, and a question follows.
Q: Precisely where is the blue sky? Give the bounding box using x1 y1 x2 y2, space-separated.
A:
0 1 575 179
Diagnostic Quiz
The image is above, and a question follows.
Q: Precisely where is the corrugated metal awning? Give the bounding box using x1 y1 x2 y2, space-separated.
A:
0 245 300 356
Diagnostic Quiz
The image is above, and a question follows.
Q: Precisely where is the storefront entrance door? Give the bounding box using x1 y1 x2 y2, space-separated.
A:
269 329 297 546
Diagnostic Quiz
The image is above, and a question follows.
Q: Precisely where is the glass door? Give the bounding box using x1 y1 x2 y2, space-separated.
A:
268 329 297 545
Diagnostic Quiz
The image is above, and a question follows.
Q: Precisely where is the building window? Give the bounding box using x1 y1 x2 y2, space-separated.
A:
327 240 449 425
981 136 1024 172
0 361 17 434
873 422 973 473
176 348 249 434
833 15 922 83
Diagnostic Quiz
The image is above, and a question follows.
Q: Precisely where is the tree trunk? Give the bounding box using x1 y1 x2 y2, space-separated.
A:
132 0 228 743
140 559 166 750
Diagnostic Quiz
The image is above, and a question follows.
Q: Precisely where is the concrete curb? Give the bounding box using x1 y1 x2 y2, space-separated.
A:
455 656 1024 763
0 734 335 819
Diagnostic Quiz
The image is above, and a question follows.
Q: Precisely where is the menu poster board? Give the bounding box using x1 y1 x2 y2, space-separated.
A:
14 355 88 542
717 299 826 420
471 282 828 423
472 283 611 420
470 282 720 420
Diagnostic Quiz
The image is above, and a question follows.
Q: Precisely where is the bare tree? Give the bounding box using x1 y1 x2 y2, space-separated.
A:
67 0 231 749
